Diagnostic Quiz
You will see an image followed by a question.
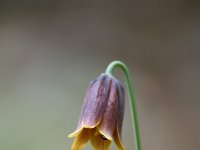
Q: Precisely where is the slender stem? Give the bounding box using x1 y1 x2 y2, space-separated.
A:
105 60 142 150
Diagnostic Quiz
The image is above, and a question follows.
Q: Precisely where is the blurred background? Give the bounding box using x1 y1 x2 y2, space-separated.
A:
0 0 200 150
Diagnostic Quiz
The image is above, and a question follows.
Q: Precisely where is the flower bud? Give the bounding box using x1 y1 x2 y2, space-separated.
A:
69 73 125 150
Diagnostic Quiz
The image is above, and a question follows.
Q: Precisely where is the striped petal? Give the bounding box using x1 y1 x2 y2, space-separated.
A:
114 79 125 150
69 74 111 137
98 79 119 140
81 74 111 127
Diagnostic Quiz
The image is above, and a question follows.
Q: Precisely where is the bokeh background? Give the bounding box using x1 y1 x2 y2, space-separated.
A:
0 0 200 150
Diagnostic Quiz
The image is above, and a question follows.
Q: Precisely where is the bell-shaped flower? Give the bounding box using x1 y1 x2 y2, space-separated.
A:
68 73 125 150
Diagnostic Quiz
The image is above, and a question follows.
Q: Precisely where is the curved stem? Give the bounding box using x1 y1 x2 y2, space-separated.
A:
105 60 142 150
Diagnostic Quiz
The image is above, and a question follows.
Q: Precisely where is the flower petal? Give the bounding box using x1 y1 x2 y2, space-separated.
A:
71 128 90 150
74 78 98 130
116 79 125 138
68 79 99 138
98 79 119 141
90 128 111 150
81 74 111 127
68 126 84 138
113 127 125 150
113 79 125 150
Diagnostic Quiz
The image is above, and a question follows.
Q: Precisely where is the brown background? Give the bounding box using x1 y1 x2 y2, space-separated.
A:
0 1 200 150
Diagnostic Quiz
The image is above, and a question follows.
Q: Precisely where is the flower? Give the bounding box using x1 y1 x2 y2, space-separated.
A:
68 73 125 150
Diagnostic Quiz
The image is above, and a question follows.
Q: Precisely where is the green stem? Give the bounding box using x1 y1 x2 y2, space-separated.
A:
105 60 142 150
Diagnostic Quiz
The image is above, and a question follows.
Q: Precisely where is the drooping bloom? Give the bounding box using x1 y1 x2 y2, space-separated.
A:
68 73 125 150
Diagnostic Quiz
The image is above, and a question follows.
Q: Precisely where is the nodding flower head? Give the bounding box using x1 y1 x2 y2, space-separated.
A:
68 73 125 150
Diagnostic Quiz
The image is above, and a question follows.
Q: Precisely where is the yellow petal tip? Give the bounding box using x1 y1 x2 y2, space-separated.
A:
68 133 75 138
68 127 84 138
